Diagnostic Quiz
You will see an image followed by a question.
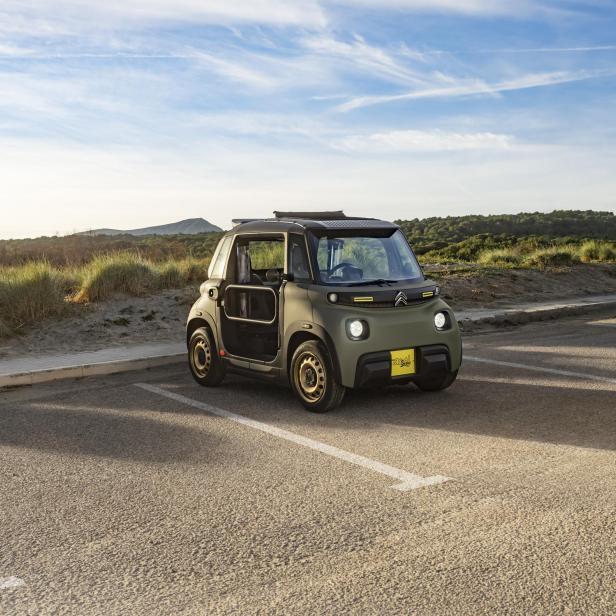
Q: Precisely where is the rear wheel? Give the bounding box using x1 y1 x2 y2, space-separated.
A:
290 341 345 412
414 370 458 392
188 326 226 387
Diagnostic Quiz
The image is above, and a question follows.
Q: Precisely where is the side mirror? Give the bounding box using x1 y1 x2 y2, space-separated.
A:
201 282 219 299
281 272 295 282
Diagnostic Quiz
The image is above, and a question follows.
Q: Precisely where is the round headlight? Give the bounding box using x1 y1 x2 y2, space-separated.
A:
328 292 339 303
434 312 447 330
348 319 365 339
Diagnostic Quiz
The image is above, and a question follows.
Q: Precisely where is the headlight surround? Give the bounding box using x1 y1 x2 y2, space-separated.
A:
346 318 369 341
434 311 450 331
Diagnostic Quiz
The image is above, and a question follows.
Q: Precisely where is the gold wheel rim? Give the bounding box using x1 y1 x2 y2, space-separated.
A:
191 336 212 378
295 352 326 403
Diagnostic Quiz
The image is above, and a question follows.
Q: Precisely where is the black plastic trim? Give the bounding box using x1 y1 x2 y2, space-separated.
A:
354 344 451 388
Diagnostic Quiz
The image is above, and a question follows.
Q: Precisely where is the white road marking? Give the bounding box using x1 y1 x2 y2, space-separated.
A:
0 577 25 590
465 355 616 385
135 383 451 491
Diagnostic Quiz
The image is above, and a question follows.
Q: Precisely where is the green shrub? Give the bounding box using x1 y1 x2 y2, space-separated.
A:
76 254 155 302
579 240 616 263
177 258 209 284
478 248 523 267
156 262 183 289
76 254 210 302
524 247 581 269
0 261 75 335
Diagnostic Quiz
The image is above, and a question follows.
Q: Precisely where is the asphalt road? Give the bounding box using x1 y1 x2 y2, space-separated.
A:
1 312 615 615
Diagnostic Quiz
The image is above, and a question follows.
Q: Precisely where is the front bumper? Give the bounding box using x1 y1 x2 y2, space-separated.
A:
312 296 462 388
354 344 452 388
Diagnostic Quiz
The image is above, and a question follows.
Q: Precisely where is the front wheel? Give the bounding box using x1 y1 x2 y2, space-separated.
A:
188 327 226 387
414 370 458 392
290 341 345 413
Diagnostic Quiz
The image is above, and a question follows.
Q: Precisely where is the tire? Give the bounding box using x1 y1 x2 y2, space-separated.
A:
188 327 226 387
414 370 458 392
290 340 345 412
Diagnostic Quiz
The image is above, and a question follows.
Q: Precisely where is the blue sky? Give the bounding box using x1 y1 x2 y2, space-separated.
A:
1 0 615 238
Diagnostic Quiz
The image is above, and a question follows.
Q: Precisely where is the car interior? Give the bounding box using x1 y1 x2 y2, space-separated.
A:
220 235 285 361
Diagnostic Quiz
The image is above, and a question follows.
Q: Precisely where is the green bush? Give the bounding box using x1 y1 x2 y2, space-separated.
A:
578 240 616 263
524 247 581 269
75 254 155 302
0 262 75 336
478 248 523 267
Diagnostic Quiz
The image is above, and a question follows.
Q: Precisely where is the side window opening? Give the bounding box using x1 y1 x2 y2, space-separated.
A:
234 237 285 285
208 236 232 279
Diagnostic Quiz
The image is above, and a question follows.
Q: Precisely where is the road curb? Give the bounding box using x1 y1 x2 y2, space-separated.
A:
0 352 185 389
458 299 616 330
1 297 615 390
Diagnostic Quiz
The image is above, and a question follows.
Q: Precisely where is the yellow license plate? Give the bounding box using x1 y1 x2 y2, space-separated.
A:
390 348 416 377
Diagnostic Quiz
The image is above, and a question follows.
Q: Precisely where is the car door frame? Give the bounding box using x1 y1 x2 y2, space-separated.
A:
218 231 288 367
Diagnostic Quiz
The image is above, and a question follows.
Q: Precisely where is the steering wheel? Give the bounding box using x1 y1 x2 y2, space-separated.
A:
327 262 362 280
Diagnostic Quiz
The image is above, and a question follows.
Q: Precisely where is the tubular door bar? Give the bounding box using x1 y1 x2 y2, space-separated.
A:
223 284 278 325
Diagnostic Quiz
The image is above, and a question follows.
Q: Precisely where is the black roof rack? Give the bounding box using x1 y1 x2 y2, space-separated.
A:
274 211 347 221
231 218 261 225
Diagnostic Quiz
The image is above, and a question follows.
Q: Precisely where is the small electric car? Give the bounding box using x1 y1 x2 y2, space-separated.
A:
187 211 461 412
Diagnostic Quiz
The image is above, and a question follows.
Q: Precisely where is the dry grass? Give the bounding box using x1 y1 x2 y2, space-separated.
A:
74 254 210 302
478 242 616 270
0 261 77 335
477 248 524 267
578 240 616 263
0 253 210 336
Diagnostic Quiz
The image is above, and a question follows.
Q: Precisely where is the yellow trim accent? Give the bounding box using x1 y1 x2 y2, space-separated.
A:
353 296 374 303
422 291 434 298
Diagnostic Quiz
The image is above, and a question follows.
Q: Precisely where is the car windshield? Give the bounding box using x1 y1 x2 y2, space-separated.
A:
310 229 423 285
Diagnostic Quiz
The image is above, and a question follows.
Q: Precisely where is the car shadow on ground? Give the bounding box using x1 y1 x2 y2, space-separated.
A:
162 372 616 452
0 398 228 463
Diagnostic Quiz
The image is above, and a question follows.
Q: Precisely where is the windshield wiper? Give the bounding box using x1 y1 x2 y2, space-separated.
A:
347 278 398 287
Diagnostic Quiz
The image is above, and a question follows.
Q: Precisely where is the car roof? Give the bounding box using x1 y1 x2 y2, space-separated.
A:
228 211 399 234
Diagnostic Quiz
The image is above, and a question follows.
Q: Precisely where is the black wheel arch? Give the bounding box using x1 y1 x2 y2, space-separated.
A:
285 324 341 384
186 314 218 347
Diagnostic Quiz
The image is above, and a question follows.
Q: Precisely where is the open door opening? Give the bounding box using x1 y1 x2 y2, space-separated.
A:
220 235 284 361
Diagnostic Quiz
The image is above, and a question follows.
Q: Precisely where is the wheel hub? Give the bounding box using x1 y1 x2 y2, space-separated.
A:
296 353 326 402
191 337 211 378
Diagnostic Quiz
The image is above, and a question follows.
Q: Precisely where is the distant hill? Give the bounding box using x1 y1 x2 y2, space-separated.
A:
80 218 223 236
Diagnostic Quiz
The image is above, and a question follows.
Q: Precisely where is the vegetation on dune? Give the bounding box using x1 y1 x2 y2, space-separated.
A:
75 254 210 302
1 210 615 337
397 209 616 247
0 231 223 267
0 262 77 335
524 246 581 269
477 247 524 267
0 254 210 336
578 239 616 263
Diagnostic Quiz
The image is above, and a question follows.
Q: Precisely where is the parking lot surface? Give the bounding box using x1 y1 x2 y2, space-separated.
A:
1 313 615 615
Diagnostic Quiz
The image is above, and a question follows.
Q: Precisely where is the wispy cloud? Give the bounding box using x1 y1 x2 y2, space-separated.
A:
398 45 616 57
336 69 615 111
331 0 544 17
331 129 514 152
303 34 431 86
0 1 327 30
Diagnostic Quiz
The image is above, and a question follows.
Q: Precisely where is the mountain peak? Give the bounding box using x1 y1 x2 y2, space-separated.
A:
80 218 223 236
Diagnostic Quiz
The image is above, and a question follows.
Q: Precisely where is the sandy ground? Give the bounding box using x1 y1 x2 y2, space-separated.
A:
1 264 615 360
0 288 197 360
436 263 616 307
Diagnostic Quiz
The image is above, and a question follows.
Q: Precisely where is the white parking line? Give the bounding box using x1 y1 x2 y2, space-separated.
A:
135 383 451 492
465 355 616 384
0 577 25 590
